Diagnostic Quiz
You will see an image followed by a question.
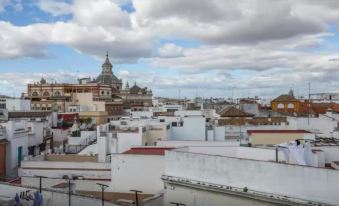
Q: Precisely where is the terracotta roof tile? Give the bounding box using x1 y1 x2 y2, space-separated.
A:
219 106 254 117
123 147 174 155
272 94 297 102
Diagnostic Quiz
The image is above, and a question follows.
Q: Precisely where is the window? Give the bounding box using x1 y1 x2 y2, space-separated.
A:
160 119 165 122
287 103 295 109
43 91 50 96
32 91 38 96
54 91 61 96
277 103 284 109
172 122 177 127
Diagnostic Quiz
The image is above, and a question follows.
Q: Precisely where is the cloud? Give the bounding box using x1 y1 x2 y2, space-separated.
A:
0 0 153 62
0 70 95 97
37 0 73 16
133 0 338 45
149 43 339 73
2 0 339 61
0 0 10 12
1 0 339 97
0 0 22 12
158 43 183 58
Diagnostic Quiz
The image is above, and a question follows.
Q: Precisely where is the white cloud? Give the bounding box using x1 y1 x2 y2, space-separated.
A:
37 0 73 16
0 70 95 97
1 0 339 97
158 43 183 58
12 1 22 12
132 0 339 45
0 0 10 12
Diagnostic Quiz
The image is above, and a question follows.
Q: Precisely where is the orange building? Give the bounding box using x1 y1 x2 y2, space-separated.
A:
271 93 302 114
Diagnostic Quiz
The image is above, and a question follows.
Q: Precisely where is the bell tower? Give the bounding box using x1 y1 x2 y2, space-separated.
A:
101 52 113 74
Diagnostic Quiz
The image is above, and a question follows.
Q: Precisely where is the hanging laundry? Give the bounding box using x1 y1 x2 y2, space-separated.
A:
289 141 306 166
304 142 314 166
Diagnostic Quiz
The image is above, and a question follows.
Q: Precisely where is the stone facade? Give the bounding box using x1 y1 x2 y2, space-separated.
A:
24 54 153 112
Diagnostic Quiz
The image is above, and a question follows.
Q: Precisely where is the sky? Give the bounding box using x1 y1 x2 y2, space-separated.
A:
0 0 339 99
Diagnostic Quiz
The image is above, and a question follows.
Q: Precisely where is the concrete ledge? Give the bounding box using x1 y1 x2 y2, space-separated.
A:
162 175 334 206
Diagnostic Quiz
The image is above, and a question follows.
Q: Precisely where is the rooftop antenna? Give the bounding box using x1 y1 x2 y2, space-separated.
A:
308 82 311 125
231 86 234 104
76 70 80 83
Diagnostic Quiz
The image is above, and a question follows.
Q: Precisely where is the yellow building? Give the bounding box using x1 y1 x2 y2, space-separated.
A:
271 90 302 114
24 53 152 112
78 111 108 125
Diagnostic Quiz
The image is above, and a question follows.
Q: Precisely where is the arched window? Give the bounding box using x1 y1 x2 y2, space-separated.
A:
43 91 50 96
277 103 284 109
54 91 61 96
32 91 38 96
287 103 295 109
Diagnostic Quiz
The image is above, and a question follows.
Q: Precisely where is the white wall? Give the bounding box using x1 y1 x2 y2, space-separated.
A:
157 140 240 147
288 115 338 137
111 154 164 193
1 121 29 177
164 150 339 205
27 121 44 147
6 98 31 111
131 111 153 119
52 128 69 143
171 116 206 141
97 135 108 162
21 176 110 192
314 146 339 163
68 131 96 146
174 110 202 117
117 128 143 153
20 160 110 180
164 183 279 206
214 126 225 141
184 146 287 162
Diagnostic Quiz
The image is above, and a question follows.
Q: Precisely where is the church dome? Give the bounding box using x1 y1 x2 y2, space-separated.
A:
92 53 122 85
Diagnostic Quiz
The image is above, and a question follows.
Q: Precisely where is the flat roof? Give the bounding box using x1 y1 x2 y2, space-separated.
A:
78 191 154 204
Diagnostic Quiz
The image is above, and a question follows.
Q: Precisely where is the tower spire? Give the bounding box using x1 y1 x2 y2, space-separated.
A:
102 52 113 74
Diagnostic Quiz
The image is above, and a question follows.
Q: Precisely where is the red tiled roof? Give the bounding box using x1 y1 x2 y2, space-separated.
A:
272 94 298 102
247 130 310 135
331 103 339 113
219 106 254 117
123 147 174 155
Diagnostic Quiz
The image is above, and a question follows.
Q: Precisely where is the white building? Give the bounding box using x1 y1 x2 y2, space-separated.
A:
0 111 55 179
310 92 339 103
0 96 31 111
159 111 206 141
163 146 339 206
6 98 31 111
111 147 170 194
0 120 29 178
288 110 339 137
